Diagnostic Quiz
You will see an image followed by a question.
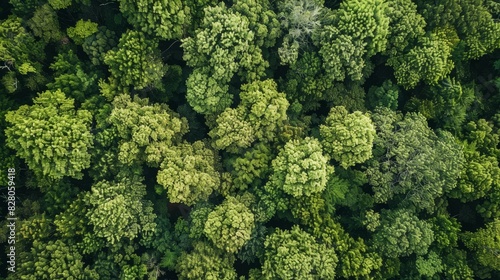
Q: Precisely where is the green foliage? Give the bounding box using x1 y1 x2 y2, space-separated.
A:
416 251 444 278
282 51 330 110
233 0 281 48
8 0 43 17
157 141 220 206
320 106 376 168
315 0 389 81
450 142 500 202
384 0 426 56
238 79 289 142
226 142 273 190
0 16 46 93
104 30 165 90
407 78 475 131
209 79 289 152
366 80 399 110
182 3 267 114
27 4 63 43
204 196 255 253
430 214 461 251
387 32 455 89
366 109 464 212
84 179 156 245
209 107 255 153
5 90 93 179
462 219 500 271
48 0 72 10
119 0 190 40
176 241 237 280
67 19 98 45
262 225 338 279
417 0 500 60
372 208 434 258
82 27 117 65
47 49 98 103
108 94 188 166
15 240 97 280
267 137 332 198
277 0 322 64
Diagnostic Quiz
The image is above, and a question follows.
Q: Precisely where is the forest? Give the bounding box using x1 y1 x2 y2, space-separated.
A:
0 0 500 279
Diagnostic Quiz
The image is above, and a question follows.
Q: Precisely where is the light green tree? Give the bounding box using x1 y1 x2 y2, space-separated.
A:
209 79 289 152
315 0 389 81
5 89 93 179
320 106 376 168
176 241 237 280
108 94 188 166
157 141 220 206
119 0 190 40
104 30 165 90
267 137 333 198
13 240 98 280
84 179 157 245
182 3 267 115
204 196 255 253
66 19 98 45
262 225 338 279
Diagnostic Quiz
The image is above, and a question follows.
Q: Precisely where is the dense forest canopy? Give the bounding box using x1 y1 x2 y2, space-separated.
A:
0 0 500 279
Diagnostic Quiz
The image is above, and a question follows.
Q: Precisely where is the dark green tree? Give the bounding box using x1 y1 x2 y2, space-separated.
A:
104 30 165 91
372 208 434 258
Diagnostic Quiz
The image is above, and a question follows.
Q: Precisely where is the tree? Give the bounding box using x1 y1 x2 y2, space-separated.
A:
84 179 156 245
314 0 389 81
182 3 267 115
66 19 98 45
5 90 93 179
12 240 97 280
119 0 190 40
204 196 255 253
209 79 289 152
383 0 426 57
366 80 399 111
366 109 464 212
46 49 98 103
462 219 500 271
276 0 322 64
267 137 333 198
0 15 46 93
406 78 475 132
233 0 281 48
262 225 338 279
27 4 63 43
387 32 455 89
107 94 188 166
82 27 117 66
104 30 165 90
320 106 376 168
176 241 237 280
372 208 434 258
225 142 273 191
209 108 255 153
157 141 221 206
239 79 290 142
